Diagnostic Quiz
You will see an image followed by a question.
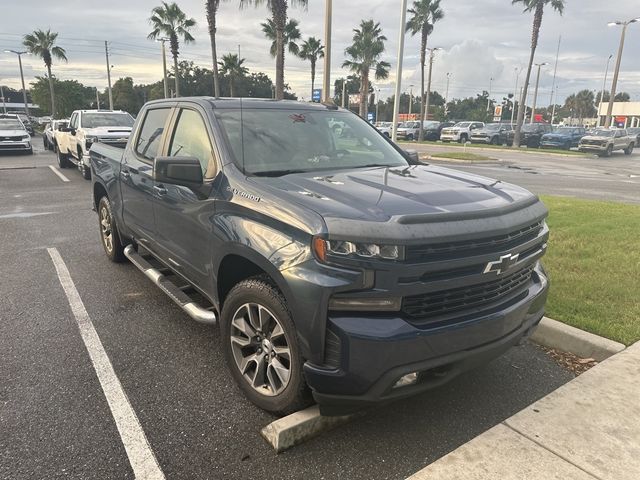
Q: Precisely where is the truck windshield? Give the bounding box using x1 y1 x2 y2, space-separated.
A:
82 113 134 128
214 108 409 176
0 119 24 129
591 130 615 137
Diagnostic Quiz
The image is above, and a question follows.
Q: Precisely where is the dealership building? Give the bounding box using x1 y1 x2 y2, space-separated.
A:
598 102 640 128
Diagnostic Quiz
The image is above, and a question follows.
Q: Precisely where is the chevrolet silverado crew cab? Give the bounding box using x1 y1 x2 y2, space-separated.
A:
91 98 549 416
578 128 634 157
440 121 484 143
58 109 134 179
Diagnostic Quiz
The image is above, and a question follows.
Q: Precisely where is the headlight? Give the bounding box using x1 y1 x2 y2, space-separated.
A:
22 135 30 140
312 237 403 262
86 136 99 146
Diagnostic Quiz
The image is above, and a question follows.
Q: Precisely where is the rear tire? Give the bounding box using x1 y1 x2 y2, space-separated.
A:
57 148 71 168
221 276 312 416
459 134 468 144
79 151 91 180
97 196 126 263
624 144 634 155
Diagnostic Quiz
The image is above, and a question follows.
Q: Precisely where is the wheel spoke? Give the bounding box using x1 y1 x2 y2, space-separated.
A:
232 312 256 339
239 352 258 375
273 345 290 362
251 353 267 389
258 306 272 334
270 323 285 341
230 334 251 348
247 304 261 332
270 357 290 386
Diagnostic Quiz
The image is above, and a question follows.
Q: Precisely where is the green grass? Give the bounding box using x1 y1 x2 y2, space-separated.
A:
431 152 493 161
408 140 588 157
541 196 640 345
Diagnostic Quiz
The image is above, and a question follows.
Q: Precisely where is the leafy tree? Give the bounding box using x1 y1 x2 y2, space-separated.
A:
343 20 391 118
205 0 229 97
111 77 143 113
219 54 249 97
261 18 301 62
240 0 308 100
333 75 361 107
564 90 597 121
445 91 493 121
511 0 565 147
406 0 444 140
298 37 324 100
595 90 631 106
147 1 196 97
29 77 93 117
23 29 67 118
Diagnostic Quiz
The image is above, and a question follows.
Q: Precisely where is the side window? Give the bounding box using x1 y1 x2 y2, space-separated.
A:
169 109 216 178
69 113 77 129
135 108 171 161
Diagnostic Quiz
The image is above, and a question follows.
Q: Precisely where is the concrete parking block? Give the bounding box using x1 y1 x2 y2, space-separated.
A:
261 405 355 453
531 317 625 361
407 423 594 480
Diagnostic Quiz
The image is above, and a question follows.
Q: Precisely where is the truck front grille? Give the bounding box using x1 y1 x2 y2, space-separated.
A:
406 221 543 262
402 264 534 322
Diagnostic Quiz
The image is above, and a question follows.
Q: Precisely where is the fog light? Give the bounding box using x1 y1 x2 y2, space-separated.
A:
328 297 401 311
393 372 419 389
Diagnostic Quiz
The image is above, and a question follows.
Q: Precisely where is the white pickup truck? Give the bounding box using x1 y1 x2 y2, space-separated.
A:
56 109 135 179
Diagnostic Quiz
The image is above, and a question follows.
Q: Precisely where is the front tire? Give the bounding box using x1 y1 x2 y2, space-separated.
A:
221 277 311 416
57 148 71 168
79 152 91 180
604 144 614 157
98 196 126 263
624 144 634 155
459 134 468 144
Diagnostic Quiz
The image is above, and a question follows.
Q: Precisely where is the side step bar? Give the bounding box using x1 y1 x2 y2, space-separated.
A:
124 245 217 325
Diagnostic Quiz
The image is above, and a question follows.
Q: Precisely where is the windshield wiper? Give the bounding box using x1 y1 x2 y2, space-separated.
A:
252 169 310 177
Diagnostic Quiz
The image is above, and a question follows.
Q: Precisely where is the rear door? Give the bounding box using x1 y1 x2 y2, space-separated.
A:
120 106 173 242
152 104 221 290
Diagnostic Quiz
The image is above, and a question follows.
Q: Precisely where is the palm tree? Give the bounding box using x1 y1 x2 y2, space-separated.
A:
206 0 229 97
148 1 196 97
240 0 308 100
406 0 444 141
343 20 391 118
512 0 564 147
261 17 301 59
219 53 249 97
299 37 324 100
23 29 67 119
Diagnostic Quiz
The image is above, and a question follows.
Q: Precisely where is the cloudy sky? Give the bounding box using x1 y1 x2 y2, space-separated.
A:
1 0 639 105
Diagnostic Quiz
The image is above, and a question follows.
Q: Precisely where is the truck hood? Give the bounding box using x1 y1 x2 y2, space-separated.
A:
580 135 611 142
83 126 132 136
254 165 538 231
542 133 571 141
0 129 28 137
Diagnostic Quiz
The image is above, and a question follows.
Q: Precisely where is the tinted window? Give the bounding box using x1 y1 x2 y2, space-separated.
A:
169 109 216 178
135 108 171 161
0 118 24 129
81 113 134 128
69 113 78 129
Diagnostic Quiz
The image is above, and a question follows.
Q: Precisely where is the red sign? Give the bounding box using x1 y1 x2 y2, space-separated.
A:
534 114 544 122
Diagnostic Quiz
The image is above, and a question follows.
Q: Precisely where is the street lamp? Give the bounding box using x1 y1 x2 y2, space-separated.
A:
422 47 441 140
486 76 493 113
155 38 170 99
322 0 332 103
530 62 548 123
604 18 639 128
599 54 614 125
408 84 414 116
511 67 522 125
444 72 452 117
376 87 381 123
4 50 31 117
391 0 408 142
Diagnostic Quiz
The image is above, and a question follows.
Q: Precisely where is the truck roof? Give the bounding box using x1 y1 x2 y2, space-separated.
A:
75 109 130 114
143 97 341 111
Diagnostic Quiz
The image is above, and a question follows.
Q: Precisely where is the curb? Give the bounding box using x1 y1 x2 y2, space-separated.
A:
260 405 356 453
530 316 625 361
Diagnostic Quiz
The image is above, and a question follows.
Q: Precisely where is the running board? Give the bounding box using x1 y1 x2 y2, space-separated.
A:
124 245 217 325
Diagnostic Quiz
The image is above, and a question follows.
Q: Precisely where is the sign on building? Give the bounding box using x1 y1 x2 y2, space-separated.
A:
312 89 322 103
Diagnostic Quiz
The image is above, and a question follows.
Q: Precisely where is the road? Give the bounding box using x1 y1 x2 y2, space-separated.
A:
1 139 574 480
405 142 640 204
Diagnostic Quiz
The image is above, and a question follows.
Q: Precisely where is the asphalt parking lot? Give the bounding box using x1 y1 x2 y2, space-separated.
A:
1 138 576 480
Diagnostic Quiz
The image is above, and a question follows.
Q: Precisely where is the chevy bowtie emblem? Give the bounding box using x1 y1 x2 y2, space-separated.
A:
483 253 520 275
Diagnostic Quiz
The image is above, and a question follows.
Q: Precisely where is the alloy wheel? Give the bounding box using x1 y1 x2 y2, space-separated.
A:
100 205 113 253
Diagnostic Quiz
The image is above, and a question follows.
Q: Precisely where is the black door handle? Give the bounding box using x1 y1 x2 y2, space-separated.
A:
120 170 131 180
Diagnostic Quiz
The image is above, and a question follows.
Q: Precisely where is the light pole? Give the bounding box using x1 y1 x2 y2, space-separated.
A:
424 47 441 128
551 85 559 125
444 72 451 117
104 41 114 110
4 50 31 116
156 38 170 99
599 54 613 125
605 18 639 128
392 0 408 142
376 88 381 122
511 67 521 125
530 62 548 123
486 76 493 112
0 84 6 114
322 0 332 103
408 84 414 116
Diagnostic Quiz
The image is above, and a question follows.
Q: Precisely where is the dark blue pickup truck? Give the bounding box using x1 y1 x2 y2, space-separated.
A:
90 98 549 416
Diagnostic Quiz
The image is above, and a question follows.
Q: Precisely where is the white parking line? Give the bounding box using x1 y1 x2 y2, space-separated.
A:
48 165 70 183
47 247 165 480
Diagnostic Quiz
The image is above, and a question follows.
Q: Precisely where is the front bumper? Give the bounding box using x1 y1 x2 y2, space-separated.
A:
0 140 31 151
579 144 608 153
305 264 548 415
470 136 491 144
440 133 460 141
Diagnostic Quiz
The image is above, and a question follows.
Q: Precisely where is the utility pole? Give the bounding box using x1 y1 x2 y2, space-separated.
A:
322 0 332 103
376 88 380 122
486 77 493 112
549 36 561 115
551 85 559 124
599 54 613 125
4 50 31 117
511 67 521 125
424 48 440 125
391 0 408 143
408 85 414 116
105 41 113 109
342 80 347 108
95 87 100 109
605 18 639 127
0 84 6 114
444 72 451 117
157 38 169 99
530 62 548 123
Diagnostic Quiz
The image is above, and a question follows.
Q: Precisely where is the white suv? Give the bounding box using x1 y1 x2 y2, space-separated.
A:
57 110 134 179
440 121 485 143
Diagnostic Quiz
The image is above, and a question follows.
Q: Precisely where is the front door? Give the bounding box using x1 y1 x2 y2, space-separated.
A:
120 106 173 242
153 106 220 291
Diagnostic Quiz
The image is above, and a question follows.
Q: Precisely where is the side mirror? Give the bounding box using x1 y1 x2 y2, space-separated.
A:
404 149 420 164
154 156 203 188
